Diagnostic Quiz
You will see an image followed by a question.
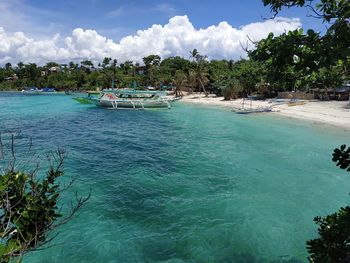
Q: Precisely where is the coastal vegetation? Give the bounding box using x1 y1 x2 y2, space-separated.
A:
306 145 350 262
0 135 90 262
260 0 349 89
0 45 348 101
262 0 350 261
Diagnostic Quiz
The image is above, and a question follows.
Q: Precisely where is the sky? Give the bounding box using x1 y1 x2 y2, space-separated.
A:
0 0 325 65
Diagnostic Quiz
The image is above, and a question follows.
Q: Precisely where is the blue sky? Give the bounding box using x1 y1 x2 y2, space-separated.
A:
0 0 325 64
3 0 324 39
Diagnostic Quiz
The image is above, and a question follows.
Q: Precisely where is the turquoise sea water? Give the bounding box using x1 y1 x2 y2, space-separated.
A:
0 92 349 262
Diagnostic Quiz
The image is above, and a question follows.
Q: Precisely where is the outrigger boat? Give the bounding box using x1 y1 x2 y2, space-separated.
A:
21 87 42 94
233 97 273 114
98 92 172 109
22 87 57 94
234 107 273 114
74 89 178 109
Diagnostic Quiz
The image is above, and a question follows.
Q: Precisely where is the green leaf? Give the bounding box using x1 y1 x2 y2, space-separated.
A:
0 244 7 257
21 211 30 219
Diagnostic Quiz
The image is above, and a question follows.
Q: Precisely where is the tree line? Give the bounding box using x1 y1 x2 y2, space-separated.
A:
0 44 348 101
0 52 267 99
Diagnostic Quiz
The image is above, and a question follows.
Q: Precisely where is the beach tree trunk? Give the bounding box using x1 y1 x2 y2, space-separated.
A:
198 77 207 95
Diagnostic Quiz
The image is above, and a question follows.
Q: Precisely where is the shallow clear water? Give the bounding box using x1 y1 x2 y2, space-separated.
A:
0 92 349 262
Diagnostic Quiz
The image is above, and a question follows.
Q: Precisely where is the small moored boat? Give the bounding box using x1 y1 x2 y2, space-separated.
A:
233 97 273 114
97 92 172 109
74 89 176 109
234 107 273 114
21 87 42 94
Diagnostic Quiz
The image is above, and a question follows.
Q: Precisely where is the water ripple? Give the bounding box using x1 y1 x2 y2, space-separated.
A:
0 93 348 262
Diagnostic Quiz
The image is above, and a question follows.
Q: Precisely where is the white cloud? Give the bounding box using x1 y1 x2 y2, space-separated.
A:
0 15 301 65
241 17 301 41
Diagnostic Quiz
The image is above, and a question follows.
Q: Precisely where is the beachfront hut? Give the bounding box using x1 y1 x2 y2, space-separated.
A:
277 91 316 100
334 85 350 101
308 85 350 101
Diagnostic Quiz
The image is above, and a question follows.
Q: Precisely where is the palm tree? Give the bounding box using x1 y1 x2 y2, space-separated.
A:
173 70 187 97
195 67 209 94
102 57 112 69
17 62 24 70
187 70 196 94
5 62 12 71
189 49 199 62
189 49 209 95
124 60 134 76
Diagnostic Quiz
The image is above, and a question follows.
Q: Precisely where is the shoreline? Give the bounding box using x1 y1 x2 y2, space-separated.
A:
181 94 350 130
2 90 349 129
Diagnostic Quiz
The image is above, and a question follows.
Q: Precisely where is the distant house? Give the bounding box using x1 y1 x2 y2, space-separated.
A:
5 74 18 81
49 66 61 72
40 66 61 76
136 66 146 75
277 91 315 100
304 84 350 101
334 84 350 100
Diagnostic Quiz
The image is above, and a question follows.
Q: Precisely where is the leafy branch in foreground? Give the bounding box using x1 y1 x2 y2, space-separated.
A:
333 145 350 172
0 134 90 262
307 145 350 262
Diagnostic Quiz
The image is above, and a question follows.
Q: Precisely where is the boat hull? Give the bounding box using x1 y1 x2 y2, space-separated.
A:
234 108 272 114
98 99 171 109
74 91 177 109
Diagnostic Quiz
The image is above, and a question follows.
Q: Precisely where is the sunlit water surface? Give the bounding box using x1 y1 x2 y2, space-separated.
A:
0 92 349 262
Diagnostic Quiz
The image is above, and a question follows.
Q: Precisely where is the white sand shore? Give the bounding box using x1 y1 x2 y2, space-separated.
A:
181 94 350 129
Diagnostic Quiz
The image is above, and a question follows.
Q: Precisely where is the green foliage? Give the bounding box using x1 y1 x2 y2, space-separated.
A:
160 56 191 81
218 77 244 100
307 207 350 262
232 60 266 94
0 137 89 262
188 50 210 94
208 60 232 84
143 55 161 67
173 70 187 97
0 170 61 259
254 0 350 92
142 55 162 86
306 145 350 262
263 0 350 70
0 51 296 96
332 145 350 172
263 2 350 260
212 59 268 99
249 29 339 91
263 0 307 13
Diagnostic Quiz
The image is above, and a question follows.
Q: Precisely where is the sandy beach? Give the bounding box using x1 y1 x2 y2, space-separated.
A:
181 94 350 129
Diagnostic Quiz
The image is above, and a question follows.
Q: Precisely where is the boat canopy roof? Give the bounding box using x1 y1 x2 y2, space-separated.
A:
103 88 167 96
42 87 56 92
87 91 101 95
25 87 40 91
